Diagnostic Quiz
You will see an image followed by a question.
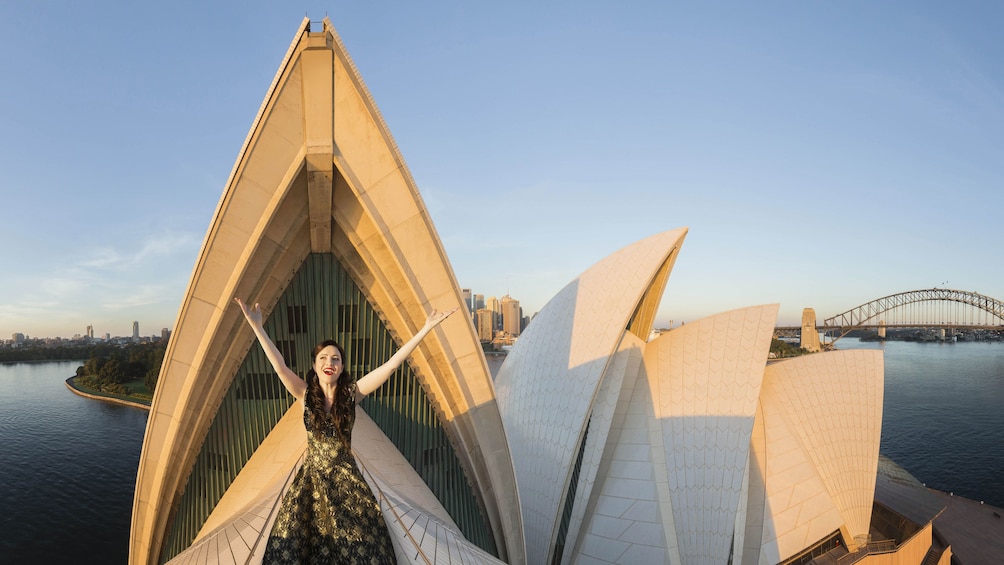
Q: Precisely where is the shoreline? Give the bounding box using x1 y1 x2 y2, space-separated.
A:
64 377 151 411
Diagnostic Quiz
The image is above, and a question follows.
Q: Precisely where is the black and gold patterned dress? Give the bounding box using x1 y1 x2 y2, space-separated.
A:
263 381 397 564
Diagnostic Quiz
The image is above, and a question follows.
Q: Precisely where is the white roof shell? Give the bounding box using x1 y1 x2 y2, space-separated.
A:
495 229 687 562
495 230 885 565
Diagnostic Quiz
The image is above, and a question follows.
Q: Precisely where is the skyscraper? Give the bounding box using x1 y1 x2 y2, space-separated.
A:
485 296 501 331
501 295 521 337
132 321 140 340
475 308 495 342
461 288 472 312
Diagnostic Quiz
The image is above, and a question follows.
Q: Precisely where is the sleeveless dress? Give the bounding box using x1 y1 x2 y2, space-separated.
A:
263 381 397 564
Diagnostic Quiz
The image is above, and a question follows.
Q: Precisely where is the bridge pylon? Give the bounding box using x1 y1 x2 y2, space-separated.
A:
801 308 821 352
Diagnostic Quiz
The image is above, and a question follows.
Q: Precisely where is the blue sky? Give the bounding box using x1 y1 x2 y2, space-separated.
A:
2 1 1003 338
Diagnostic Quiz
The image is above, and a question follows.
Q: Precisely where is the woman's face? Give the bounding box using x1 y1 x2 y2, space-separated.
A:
314 345 343 386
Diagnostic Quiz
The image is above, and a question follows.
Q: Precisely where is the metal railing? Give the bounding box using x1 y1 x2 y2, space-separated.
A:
835 539 898 564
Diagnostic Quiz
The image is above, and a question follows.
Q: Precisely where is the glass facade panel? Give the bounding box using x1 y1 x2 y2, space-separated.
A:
551 419 590 564
159 253 497 561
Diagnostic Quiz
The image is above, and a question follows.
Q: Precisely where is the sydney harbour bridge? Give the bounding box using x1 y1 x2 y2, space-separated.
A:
775 288 1004 347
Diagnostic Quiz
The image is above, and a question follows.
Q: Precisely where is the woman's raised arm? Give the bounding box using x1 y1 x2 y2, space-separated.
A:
235 298 307 402
355 307 458 398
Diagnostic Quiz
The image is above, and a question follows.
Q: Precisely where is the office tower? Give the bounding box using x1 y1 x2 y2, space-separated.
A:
133 321 140 340
485 296 501 330
475 309 494 342
501 295 521 337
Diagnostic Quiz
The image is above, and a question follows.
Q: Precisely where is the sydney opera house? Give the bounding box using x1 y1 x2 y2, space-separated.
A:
131 18 953 565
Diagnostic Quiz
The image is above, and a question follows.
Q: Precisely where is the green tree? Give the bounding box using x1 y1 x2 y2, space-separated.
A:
144 366 159 394
84 356 107 377
71 340 167 397
99 358 125 384
122 360 146 381
769 338 808 358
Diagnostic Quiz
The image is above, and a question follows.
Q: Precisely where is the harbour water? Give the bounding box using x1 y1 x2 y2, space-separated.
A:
0 361 148 564
0 339 1002 562
835 337 1004 507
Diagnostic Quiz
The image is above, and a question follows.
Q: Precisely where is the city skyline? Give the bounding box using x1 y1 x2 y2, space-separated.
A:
3 2 1004 338
7 318 168 342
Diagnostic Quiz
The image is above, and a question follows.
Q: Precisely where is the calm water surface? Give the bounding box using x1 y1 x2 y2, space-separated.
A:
836 337 1004 507
1 341 1002 563
0 361 147 564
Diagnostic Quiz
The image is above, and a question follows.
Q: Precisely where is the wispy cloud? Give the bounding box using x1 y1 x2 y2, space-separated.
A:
101 283 180 310
77 231 200 272
0 230 201 336
133 233 202 264
38 274 93 298
78 249 124 269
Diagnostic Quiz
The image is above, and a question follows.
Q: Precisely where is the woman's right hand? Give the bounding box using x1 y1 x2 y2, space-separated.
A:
235 298 263 328
234 297 307 401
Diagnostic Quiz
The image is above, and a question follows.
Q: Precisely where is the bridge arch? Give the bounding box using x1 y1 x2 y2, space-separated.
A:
823 288 1004 330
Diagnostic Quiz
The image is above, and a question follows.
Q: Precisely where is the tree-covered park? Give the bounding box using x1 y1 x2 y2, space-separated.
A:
69 342 165 403
0 340 167 404
769 337 809 358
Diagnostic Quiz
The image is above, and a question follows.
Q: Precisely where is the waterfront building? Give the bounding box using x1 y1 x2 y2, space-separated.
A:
132 16 950 565
476 308 496 343
486 295 501 328
501 295 521 337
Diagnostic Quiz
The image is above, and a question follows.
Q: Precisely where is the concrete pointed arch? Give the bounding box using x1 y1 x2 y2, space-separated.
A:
131 18 521 564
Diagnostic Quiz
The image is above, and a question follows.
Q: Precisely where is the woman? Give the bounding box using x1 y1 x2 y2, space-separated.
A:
235 298 457 564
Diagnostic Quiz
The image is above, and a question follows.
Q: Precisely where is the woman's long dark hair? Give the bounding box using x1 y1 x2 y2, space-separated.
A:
305 339 355 443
